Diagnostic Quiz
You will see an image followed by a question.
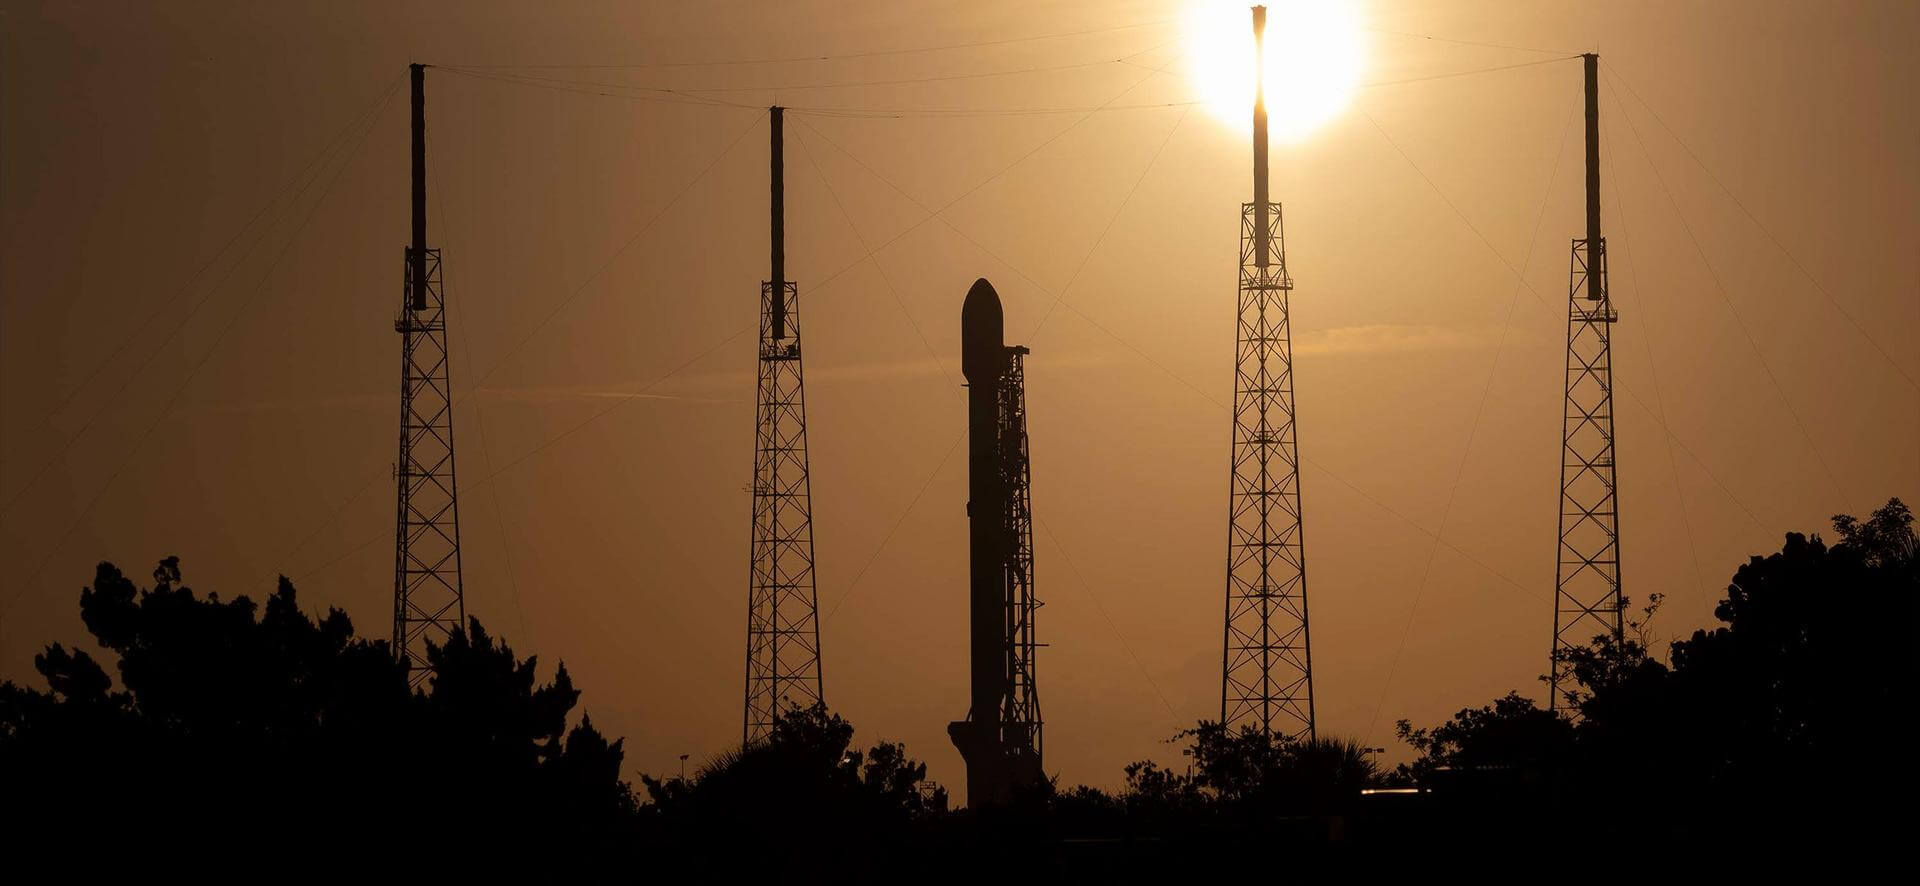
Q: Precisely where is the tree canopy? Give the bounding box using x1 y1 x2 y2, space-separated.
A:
0 559 634 874
1392 498 1918 843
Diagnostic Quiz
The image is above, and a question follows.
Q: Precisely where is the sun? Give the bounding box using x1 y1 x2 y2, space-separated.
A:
1181 0 1367 143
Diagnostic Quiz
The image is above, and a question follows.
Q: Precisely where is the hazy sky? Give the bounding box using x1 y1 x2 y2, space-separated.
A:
3 0 1915 800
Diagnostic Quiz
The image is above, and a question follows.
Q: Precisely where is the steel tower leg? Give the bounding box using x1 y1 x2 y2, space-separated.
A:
392 63 464 687
745 107 823 744
1551 54 1623 710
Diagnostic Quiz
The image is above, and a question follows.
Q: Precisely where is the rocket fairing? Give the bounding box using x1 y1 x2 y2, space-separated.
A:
961 278 1007 385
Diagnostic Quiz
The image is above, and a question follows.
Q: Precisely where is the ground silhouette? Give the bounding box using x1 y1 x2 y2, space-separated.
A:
4 498 1912 873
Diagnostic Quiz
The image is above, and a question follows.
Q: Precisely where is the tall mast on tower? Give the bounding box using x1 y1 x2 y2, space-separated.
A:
744 107 825 743
392 63 466 686
1551 54 1624 709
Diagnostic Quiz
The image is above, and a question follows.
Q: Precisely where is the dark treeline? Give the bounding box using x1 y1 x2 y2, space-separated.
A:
2 499 1913 875
1387 497 1917 847
0 558 632 877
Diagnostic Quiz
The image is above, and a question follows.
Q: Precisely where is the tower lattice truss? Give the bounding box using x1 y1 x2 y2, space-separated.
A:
1222 201 1314 740
1552 237 1621 706
998 346 1041 761
393 247 465 687
745 280 823 743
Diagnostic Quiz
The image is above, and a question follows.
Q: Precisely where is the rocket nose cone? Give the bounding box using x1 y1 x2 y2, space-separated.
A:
962 278 1004 382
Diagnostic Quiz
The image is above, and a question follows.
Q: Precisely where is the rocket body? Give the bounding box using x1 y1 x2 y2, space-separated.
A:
961 278 1009 728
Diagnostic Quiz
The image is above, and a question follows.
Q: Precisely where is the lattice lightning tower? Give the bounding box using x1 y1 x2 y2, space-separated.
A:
392 63 466 687
1220 5 1314 740
744 107 824 743
1551 54 1624 709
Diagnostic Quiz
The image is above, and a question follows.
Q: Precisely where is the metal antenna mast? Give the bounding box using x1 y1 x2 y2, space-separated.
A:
1220 5 1314 740
392 62 465 686
1550 54 1623 709
745 106 824 744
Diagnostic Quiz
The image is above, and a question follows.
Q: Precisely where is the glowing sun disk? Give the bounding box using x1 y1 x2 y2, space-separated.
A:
1182 0 1367 143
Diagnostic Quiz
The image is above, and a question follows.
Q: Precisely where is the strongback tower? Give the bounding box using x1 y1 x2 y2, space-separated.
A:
998 343 1042 771
950 278 1043 807
745 106 824 744
1220 5 1314 740
392 63 466 687
1551 54 1622 709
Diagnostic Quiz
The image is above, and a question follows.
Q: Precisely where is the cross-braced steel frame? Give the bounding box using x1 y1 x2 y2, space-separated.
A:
744 280 823 744
1221 201 1314 740
393 247 465 688
998 345 1041 763
1551 237 1622 708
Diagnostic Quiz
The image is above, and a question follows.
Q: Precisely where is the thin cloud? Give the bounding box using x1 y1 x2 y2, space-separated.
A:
1294 323 1519 356
477 385 742 405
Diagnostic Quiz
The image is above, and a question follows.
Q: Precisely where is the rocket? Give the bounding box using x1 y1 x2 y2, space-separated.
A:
949 278 1040 807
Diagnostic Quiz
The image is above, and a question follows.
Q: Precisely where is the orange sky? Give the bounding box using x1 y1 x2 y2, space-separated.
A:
3 0 1916 800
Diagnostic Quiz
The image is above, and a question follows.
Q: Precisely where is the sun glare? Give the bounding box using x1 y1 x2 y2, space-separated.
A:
1182 0 1367 143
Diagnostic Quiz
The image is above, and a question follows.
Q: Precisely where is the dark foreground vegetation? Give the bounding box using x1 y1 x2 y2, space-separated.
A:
2 499 1912 875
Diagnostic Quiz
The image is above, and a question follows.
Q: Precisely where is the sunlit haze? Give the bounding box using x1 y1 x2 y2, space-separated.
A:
1183 0 1367 140
2 0 1915 846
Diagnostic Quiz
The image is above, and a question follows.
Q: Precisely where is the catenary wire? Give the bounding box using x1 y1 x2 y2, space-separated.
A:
281 65 1131 588
467 108 766 391
1601 70 1852 508
1366 27 1580 57
2 79 402 625
1605 62 1917 395
1357 99 1776 534
1599 83 1713 629
804 93 1552 605
438 54 1576 122
788 119 963 397
429 109 533 646
1025 103 1193 344
1364 100 1579 746
1036 515 1184 728
442 18 1178 70
291 323 753 583
37 73 406 427
2 73 408 518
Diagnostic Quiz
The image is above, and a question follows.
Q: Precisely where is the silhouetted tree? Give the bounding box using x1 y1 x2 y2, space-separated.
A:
1047 783 1128 837
1644 498 1915 812
639 703 946 864
0 558 636 874
1393 691 1572 785
1393 498 1919 845
1110 721 1380 827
